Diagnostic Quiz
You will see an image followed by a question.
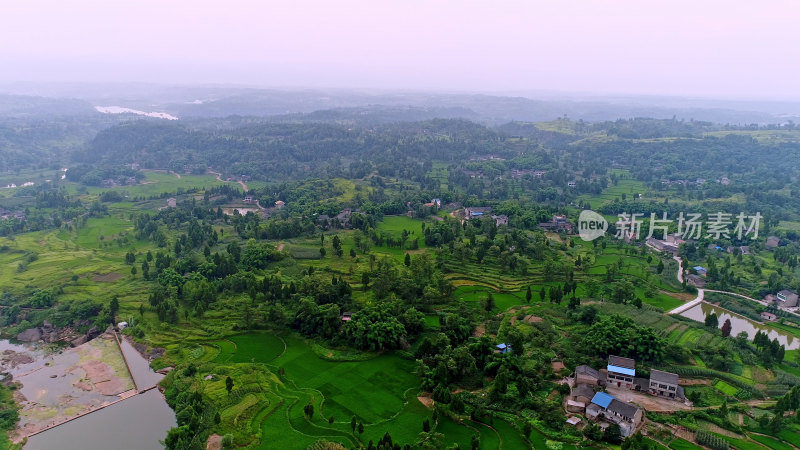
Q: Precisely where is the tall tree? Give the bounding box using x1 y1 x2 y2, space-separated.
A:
721 318 732 337
109 296 120 318
705 312 719 329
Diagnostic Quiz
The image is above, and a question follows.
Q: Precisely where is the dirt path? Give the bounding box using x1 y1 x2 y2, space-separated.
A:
644 245 705 315
209 169 244 190
208 169 264 211
673 255 684 283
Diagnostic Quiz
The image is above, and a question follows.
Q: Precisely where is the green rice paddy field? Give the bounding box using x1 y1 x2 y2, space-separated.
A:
198 332 528 449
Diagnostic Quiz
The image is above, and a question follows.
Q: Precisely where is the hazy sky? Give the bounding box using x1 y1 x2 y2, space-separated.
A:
2 0 798 99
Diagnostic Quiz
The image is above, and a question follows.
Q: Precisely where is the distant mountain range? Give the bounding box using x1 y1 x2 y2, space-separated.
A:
1 83 800 125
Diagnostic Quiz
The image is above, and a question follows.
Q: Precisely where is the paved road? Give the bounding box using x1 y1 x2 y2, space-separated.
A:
654 246 799 319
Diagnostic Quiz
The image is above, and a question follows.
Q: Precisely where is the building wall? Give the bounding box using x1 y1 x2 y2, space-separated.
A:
576 374 600 386
607 372 633 388
649 381 678 398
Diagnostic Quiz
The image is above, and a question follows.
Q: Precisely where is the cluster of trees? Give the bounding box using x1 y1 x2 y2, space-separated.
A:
582 315 667 362
426 216 557 275
342 302 424 350
65 164 143 186
366 255 453 307
164 379 217 450
83 119 518 183
583 422 623 445
752 330 786 364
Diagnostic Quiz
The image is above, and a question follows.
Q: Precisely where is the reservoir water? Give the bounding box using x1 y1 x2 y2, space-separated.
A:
94 106 178 120
23 389 176 450
679 302 800 350
7 337 176 449
118 339 165 389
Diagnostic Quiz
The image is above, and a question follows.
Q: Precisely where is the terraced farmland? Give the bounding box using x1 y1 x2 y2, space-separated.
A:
178 332 527 449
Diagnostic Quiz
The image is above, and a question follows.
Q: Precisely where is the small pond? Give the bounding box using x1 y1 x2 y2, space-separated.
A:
680 302 800 350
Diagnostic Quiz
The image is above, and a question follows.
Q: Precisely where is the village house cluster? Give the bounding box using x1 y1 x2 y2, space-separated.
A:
538 214 573 233
0 208 25 221
566 356 685 437
461 206 509 227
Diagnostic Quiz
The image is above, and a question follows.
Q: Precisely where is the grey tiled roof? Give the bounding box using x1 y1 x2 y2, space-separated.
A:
576 365 600 379
608 355 635 369
608 399 639 418
650 369 679 385
572 384 595 399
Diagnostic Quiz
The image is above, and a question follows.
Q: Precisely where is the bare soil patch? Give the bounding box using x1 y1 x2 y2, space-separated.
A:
605 386 691 412
206 434 222 450
511 314 542 325
92 272 124 282
417 393 434 408
76 359 128 396
703 424 744 439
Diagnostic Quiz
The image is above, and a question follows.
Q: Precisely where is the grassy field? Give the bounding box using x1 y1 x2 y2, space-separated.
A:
713 380 739 397
750 434 794 450
668 438 704 450
711 432 768 450
578 169 647 209
64 171 229 199
0 216 150 307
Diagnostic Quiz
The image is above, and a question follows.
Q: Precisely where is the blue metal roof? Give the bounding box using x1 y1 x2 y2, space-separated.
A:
472 212 484 216
607 364 635 376
693 266 706 271
591 392 614 409
496 343 507 349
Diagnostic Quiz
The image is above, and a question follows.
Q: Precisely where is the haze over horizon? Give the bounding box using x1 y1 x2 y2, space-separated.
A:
3 0 799 101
